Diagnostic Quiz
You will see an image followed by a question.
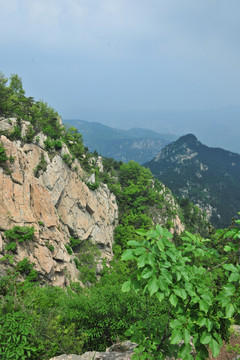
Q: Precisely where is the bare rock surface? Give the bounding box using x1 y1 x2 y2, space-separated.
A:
49 341 137 360
0 120 118 286
49 353 133 360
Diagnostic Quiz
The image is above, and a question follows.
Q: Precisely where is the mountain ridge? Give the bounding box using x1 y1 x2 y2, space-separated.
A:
145 134 240 227
63 119 177 164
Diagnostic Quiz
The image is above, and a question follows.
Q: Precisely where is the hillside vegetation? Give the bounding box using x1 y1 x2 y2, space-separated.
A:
0 73 240 360
145 134 240 228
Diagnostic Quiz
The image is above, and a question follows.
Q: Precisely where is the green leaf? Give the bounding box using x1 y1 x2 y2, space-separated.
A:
209 338 220 357
155 292 164 303
156 239 164 252
201 293 213 305
218 293 231 307
121 249 134 261
158 276 168 291
132 280 141 292
197 317 207 327
223 264 238 272
224 245 232 252
128 240 142 247
166 250 177 262
122 280 131 292
170 319 182 329
148 277 159 296
170 293 178 307
223 283 236 295
200 331 212 344
176 271 182 281
136 229 147 236
161 268 172 283
199 299 209 313
146 252 155 267
171 329 183 344
178 343 192 359
183 328 190 344
141 267 154 279
185 283 195 297
174 288 187 300
206 319 213 332
229 272 239 282
134 247 146 256
225 303 235 318
137 253 147 268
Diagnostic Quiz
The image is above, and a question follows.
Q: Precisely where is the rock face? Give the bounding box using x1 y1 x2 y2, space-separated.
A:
49 341 136 360
0 119 118 286
151 183 185 235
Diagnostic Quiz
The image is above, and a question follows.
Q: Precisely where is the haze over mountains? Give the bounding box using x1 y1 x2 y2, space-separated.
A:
64 119 177 164
74 106 240 155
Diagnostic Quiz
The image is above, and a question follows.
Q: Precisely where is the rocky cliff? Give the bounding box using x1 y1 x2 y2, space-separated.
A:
0 118 118 286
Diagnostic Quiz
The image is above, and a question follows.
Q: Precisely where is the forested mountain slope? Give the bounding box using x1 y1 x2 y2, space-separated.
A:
145 133 240 227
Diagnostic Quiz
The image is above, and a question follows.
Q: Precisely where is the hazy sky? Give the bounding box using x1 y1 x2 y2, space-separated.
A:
1 0 240 125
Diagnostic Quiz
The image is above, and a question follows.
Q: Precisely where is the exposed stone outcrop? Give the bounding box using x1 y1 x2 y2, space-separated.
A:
152 184 185 235
0 119 118 286
49 341 137 360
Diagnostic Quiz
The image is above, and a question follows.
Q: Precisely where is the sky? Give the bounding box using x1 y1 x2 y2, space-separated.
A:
1 0 240 146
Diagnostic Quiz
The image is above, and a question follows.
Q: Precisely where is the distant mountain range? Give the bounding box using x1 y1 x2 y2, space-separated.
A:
145 134 240 228
63 119 177 164
72 106 240 154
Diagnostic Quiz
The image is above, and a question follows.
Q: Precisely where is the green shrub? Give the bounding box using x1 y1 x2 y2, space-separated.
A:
47 244 54 252
52 139 62 150
86 180 100 190
23 124 35 143
5 242 17 252
62 153 73 166
43 138 62 151
25 269 38 282
43 137 54 151
34 155 47 176
74 240 101 284
9 125 22 140
16 258 34 274
65 244 73 255
0 312 37 360
5 226 35 243
9 155 15 163
69 236 82 250
0 143 8 163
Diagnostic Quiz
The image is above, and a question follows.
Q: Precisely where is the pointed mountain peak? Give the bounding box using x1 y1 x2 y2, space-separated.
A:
176 133 199 144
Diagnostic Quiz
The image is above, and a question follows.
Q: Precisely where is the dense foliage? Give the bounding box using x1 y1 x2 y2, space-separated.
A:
0 261 168 359
122 224 240 359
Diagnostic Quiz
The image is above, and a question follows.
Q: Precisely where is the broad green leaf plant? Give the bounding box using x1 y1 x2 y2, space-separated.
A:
122 225 240 360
